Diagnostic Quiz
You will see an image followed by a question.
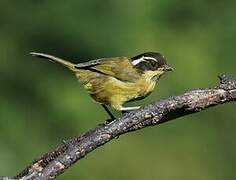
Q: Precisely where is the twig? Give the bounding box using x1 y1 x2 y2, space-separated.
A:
1 74 236 180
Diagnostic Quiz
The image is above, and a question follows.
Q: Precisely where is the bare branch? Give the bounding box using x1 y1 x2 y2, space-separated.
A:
2 74 236 180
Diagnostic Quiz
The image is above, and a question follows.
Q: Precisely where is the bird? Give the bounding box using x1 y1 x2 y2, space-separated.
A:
30 51 173 120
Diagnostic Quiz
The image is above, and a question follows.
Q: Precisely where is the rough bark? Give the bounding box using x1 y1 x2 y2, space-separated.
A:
1 74 236 180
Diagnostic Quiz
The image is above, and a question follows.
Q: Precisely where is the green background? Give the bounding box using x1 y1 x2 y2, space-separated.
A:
0 0 235 179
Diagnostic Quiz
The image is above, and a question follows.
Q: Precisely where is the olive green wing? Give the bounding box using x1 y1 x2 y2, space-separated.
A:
75 57 140 82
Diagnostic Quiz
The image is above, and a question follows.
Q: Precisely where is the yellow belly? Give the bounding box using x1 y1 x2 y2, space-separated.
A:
76 70 159 111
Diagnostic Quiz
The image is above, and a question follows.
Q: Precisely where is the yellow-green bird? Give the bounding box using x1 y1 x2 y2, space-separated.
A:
31 52 173 120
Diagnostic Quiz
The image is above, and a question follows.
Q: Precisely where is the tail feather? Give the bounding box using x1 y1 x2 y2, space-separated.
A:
30 52 76 71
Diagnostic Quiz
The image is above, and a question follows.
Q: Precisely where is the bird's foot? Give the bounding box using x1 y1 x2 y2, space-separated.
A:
104 118 116 125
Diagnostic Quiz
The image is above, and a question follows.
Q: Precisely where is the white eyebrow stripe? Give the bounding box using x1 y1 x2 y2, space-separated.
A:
131 56 146 65
143 57 157 61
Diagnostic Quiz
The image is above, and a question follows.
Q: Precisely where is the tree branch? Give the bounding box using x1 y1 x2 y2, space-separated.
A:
1 74 236 180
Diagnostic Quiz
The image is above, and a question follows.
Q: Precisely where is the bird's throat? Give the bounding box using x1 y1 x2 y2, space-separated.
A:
142 70 164 82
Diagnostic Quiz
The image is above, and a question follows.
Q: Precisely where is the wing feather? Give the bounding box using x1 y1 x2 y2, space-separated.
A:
75 57 140 82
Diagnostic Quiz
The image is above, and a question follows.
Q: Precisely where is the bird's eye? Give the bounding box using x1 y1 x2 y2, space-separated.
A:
133 56 162 72
146 59 158 67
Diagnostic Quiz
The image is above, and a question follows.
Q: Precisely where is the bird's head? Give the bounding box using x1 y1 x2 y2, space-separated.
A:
131 52 173 80
131 52 173 72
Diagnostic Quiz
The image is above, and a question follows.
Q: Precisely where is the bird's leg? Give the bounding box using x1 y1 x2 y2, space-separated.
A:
120 106 140 114
101 104 116 123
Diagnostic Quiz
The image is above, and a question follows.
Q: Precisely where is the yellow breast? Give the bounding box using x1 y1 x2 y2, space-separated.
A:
135 71 159 98
75 69 163 110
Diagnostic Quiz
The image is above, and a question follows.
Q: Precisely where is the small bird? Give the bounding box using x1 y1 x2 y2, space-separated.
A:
30 51 173 120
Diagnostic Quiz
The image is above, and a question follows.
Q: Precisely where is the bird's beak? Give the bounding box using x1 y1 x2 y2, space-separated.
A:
164 64 174 71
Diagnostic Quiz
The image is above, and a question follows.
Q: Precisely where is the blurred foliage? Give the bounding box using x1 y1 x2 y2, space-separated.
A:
0 0 236 179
